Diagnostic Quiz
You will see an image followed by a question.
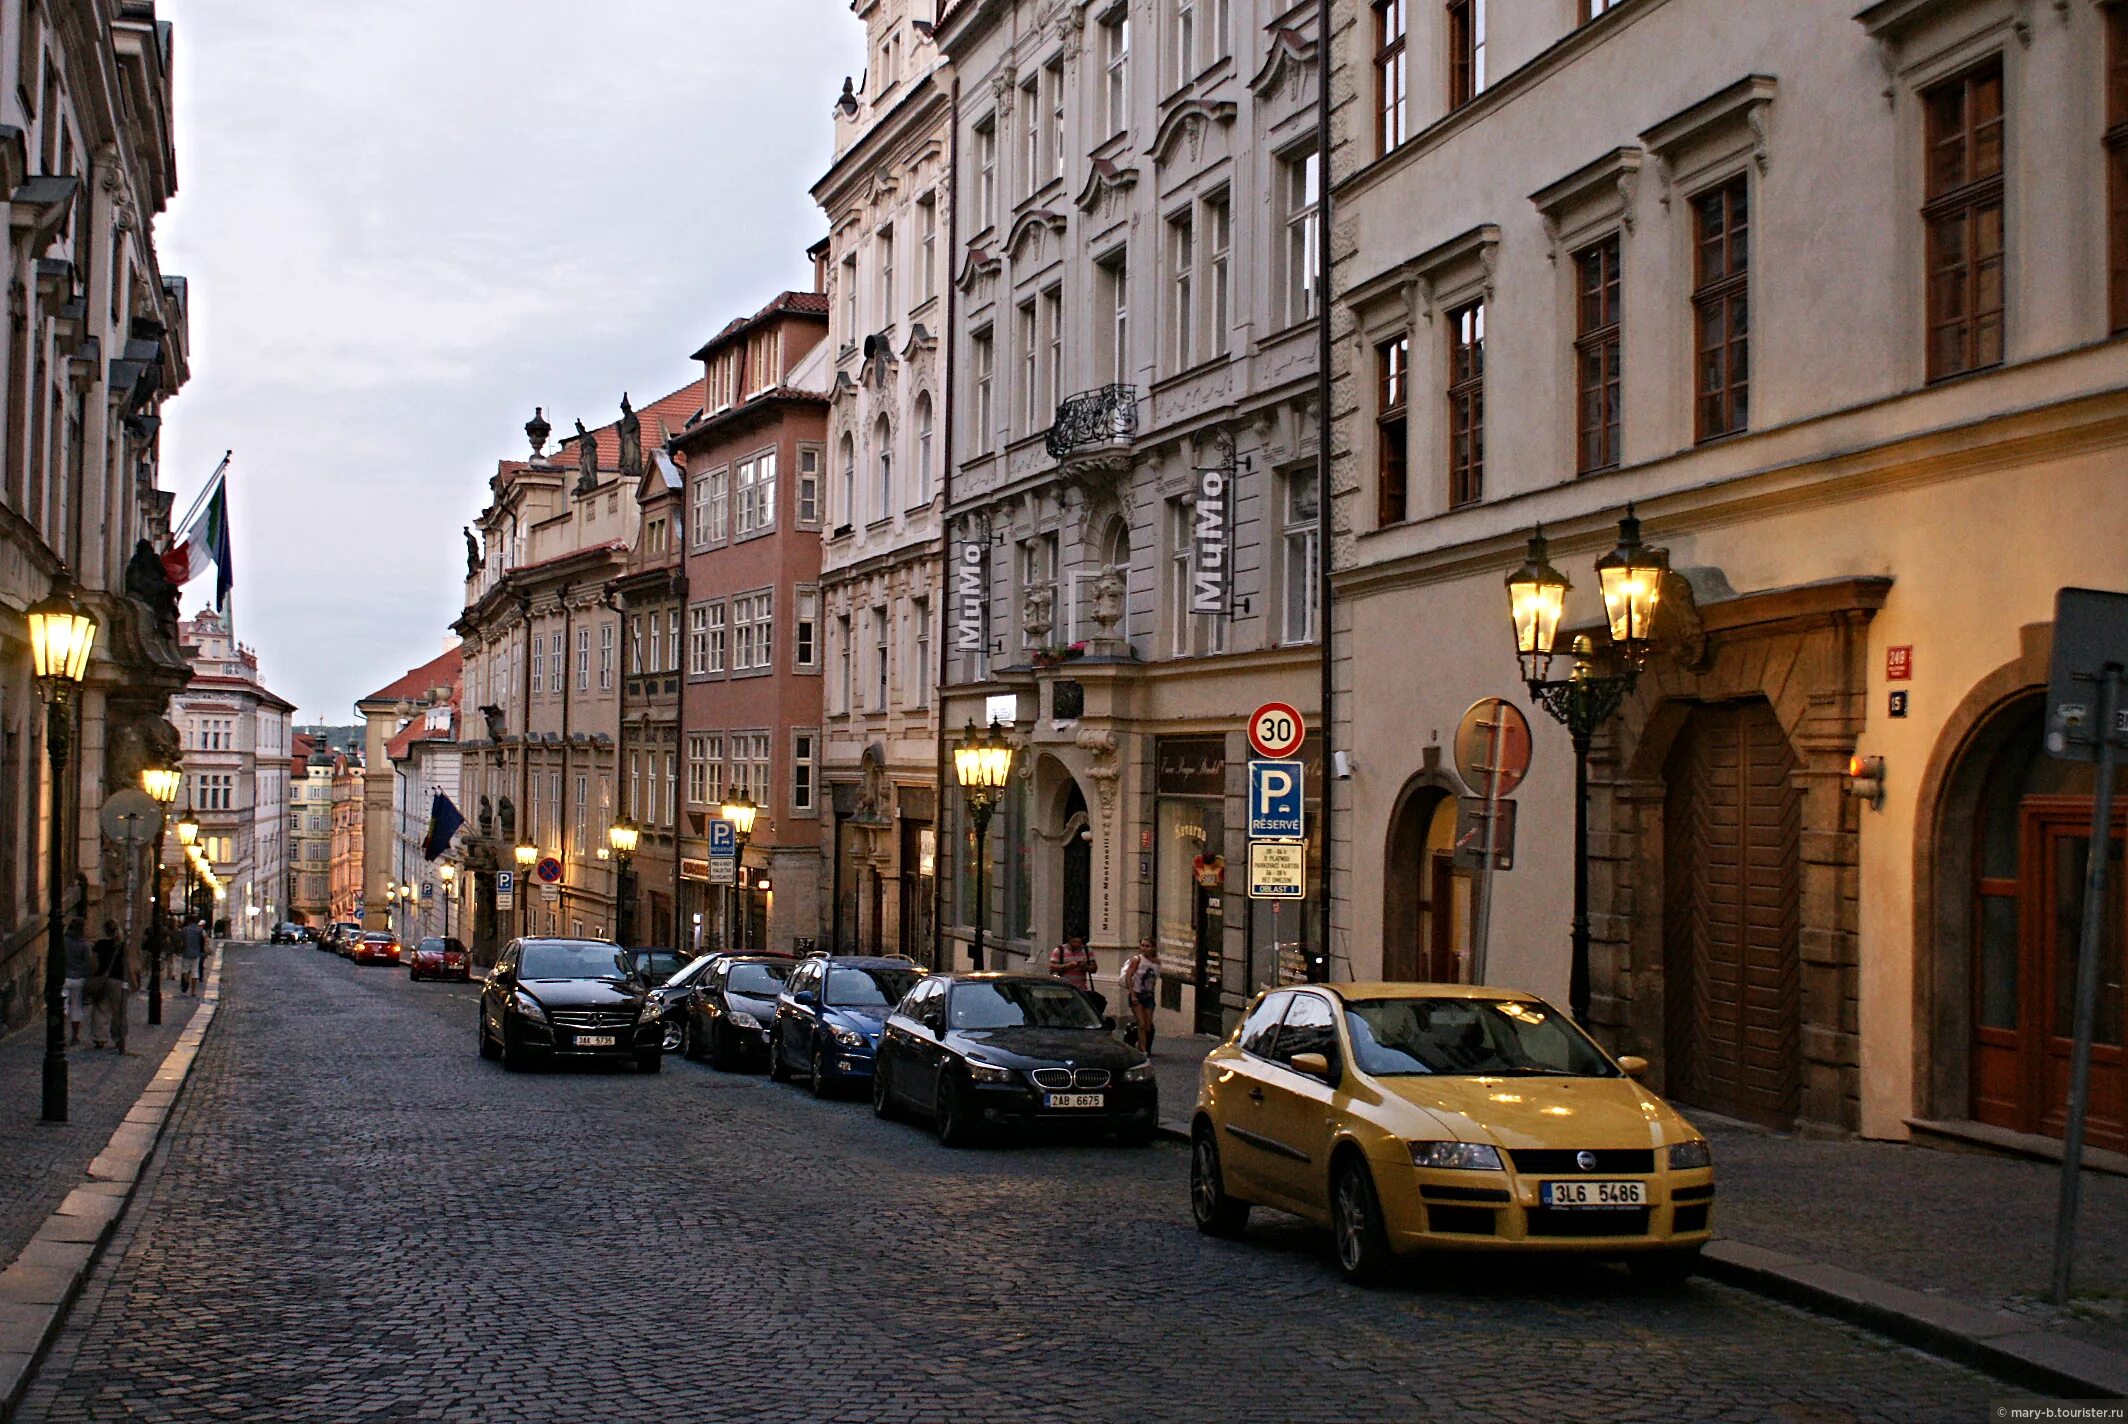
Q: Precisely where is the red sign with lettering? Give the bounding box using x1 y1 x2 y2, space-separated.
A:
1886 646 1913 682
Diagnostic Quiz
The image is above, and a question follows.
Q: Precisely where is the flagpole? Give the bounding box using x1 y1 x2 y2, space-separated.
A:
174 450 231 536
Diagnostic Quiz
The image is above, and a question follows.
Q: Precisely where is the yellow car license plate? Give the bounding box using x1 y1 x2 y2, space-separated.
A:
1542 1179 1647 1208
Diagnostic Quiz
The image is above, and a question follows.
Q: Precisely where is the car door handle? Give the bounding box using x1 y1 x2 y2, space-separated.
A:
1247 1087 1264 1103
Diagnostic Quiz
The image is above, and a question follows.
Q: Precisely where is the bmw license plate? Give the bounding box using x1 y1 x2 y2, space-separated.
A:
1541 1179 1646 1209
1043 1092 1104 1110
574 1034 616 1048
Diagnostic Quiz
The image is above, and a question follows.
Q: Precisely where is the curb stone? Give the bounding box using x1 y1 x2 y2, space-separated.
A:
0 944 227 1424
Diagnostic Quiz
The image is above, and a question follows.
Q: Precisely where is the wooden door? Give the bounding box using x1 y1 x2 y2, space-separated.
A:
1422 851 1459 982
1663 700 1803 1128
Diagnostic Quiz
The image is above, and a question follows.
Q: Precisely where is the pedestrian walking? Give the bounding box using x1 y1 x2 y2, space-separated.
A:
87 920 129 1051
179 915 206 995
62 916 89 1045
1120 937 1160 1054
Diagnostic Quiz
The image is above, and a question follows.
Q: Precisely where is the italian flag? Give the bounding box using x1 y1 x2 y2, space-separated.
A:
164 454 233 609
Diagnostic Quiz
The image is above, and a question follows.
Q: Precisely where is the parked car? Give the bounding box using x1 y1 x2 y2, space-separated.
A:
408 936 471 982
769 956 924 1097
351 931 401 966
325 922 362 956
642 951 727 1054
296 925 322 944
626 947 693 988
269 921 301 945
872 972 1156 1147
1187 983 1715 1285
686 955 795 1068
476 936 661 1073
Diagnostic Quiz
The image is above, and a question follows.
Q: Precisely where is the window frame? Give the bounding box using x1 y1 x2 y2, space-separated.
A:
1691 176 1751 442
1573 233 1623 475
1922 57 2006 382
1446 301 1485 509
1374 0 1408 155
1376 332 1409 527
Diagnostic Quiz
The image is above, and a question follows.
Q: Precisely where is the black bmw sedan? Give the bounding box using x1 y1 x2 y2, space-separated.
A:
477 937 662 1073
872 973 1157 1147
684 955 794 1069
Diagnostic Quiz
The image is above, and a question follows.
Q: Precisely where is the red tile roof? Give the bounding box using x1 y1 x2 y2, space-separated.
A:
554 381 703 474
358 645 463 709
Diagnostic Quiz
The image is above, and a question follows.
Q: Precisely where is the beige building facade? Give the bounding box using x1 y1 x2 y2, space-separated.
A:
1327 0 2128 1146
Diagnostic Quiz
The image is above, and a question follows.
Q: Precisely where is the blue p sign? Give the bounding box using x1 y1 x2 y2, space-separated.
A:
1248 760 1305 839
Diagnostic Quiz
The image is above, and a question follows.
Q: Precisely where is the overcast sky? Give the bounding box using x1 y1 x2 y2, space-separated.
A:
155 0 864 723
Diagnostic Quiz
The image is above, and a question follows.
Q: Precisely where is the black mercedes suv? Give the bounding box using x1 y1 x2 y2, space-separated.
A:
477 937 662 1073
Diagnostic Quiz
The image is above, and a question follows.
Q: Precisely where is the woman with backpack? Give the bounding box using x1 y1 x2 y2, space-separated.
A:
1119 937 1159 1055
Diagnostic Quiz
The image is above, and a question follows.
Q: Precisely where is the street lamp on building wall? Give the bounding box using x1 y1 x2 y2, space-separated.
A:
718 790 758 951
952 720 1015 972
28 576 97 1123
1506 507 1667 1026
142 761 182 1026
607 817 639 948
513 841 537 938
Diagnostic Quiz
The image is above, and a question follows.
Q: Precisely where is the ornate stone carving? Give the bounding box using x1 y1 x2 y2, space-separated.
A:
1023 583 1056 643
1076 727 1120 814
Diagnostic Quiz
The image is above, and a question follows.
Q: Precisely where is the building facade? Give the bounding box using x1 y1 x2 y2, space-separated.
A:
612 448 686 949
171 609 294 939
671 290 833 956
328 754 364 924
288 734 335 925
0 1 191 1026
355 645 460 933
1326 0 2128 1147
812 0 954 958
934 0 1327 1033
386 685 461 948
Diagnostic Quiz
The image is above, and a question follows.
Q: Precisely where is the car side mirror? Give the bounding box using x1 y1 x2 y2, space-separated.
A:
795 989 818 1008
1290 1051 1333 1081
1616 1055 1648 1079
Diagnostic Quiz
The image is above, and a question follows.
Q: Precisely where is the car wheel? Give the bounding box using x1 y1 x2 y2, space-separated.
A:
661 1018 684 1055
1190 1126 1251 1238
477 1014 501 1061
872 1057 900 1120
636 1047 663 1075
935 1072 978 1148
499 1017 532 1073
1331 1156 1394 1285
810 1042 835 1100
767 1029 791 1082
1629 1247 1702 1288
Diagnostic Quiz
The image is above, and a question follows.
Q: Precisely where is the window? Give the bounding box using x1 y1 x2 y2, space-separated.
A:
1174 0 1196 88
1100 250 1130 384
2110 12 2128 333
793 730 817 815
733 590 775 672
1167 499 1222 656
1170 209 1195 370
531 631 545 694
736 450 777 535
1692 178 1750 440
689 605 711 675
732 732 772 806
837 612 854 713
1448 0 1486 110
628 751 642 820
575 627 589 691
915 394 935 504
1047 60 1065 181
1575 235 1622 474
838 435 856 526
598 622 614 690
1019 297 1040 432
1103 9 1131 135
1924 60 2005 381
1375 0 1408 153
877 226 895 328
664 752 677 829
575 774 588 854
704 467 728 543
1282 150 1319 325
1022 73 1041 196
647 615 662 678
874 416 894 516
1205 193 1231 356
1042 287 1064 413
1447 302 1485 507
798 446 821 527
1284 469 1320 645
919 192 939 304
1376 334 1409 526
874 607 891 708
841 253 859 343
1582 0 1628 19
912 597 932 708
975 118 997 229
687 733 712 806
796 587 820 671
973 327 996 448
706 601 727 674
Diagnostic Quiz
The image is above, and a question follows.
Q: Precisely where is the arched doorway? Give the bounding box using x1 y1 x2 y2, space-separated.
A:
1060 782 1091 946
1959 695 2126 1151
1662 698 1802 1128
1383 775 1469 982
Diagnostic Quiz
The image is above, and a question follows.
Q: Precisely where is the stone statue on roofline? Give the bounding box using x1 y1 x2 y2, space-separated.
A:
617 393 643 480
574 418 598 495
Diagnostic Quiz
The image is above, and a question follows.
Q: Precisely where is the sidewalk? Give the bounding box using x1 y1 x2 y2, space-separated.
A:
0 984 203 1274
1146 1031 2128 1395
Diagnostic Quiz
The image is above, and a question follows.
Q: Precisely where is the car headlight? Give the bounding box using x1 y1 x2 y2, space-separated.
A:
1409 1141 1503 1171
637 1002 661 1025
828 1024 868 1049
511 992 547 1023
727 1010 761 1031
1668 1138 1713 1171
965 1059 1016 1084
1123 1062 1155 1083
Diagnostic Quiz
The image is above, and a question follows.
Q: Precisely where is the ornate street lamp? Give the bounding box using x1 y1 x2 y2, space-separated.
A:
1508 508 1666 1026
439 862 456 940
607 817 639 948
718 790 758 951
142 761 181 1025
952 720 1016 971
28 576 97 1122
514 841 538 937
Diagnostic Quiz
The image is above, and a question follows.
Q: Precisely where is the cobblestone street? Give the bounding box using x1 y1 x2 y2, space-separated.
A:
14 946 2008 1423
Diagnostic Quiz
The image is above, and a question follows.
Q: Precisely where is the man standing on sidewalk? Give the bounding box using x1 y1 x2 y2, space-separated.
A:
179 916 206 996
62 917 89 1045
88 921 129 1051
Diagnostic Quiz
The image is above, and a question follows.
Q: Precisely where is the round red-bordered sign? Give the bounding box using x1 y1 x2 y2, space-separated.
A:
535 856 564 884
1248 702 1307 759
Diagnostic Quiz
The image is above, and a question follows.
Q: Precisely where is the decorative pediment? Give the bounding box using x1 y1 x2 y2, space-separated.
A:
1248 26 1317 98
1640 74 1777 201
1149 99 1237 167
1074 157 1140 213
1529 146 1644 261
899 322 938 359
860 332 900 387
955 241 1002 293
833 370 858 399
1004 207 1067 261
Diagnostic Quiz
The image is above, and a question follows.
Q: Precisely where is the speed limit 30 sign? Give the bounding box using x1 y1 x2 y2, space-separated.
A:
1248 702 1306 760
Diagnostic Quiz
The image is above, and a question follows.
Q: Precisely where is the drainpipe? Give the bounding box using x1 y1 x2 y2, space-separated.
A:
670 567 688 950
1313 0 1335 982
933 70 962 974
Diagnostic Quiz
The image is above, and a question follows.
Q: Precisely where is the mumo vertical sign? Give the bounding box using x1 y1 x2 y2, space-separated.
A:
953 537 989 654
1189 464 1230 617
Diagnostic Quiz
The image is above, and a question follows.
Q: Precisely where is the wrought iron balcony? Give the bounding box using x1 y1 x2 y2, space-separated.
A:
1045 384 1138 461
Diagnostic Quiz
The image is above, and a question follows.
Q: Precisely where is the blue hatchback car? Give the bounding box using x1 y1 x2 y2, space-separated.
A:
769 955 925 1098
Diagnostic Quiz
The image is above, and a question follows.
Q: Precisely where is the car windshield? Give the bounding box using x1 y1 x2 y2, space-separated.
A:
949 980 1102 1031
728 962 791 997
824 965 921 1007
662 956 719 990
630 950 688 983
419 939 461 955
1342 997 1618 1078
519 941 630 981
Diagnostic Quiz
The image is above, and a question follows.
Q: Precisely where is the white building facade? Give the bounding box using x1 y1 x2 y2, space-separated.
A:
172 609 294 938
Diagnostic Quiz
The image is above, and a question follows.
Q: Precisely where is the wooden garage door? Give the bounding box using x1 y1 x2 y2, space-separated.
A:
1663 700 1803 1128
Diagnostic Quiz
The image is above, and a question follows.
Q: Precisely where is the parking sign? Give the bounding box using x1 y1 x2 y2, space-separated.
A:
1248 760 1305 839
496 870 515 910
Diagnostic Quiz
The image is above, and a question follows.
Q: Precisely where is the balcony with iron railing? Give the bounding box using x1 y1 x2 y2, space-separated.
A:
1044 384 1138 462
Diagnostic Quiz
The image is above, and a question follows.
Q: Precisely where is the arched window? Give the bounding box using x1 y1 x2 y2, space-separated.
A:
874 415 894 519
915 394 935 504
838 433 856 528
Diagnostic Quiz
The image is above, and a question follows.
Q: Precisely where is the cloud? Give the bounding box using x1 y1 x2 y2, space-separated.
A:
155 0 862 721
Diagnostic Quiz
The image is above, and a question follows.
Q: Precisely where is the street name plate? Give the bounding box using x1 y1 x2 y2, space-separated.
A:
1248 840 1306 900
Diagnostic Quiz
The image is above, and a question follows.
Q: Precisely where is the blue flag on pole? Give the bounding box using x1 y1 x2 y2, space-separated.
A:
422 792 465 861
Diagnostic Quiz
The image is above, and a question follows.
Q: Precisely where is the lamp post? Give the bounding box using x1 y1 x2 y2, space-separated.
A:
513 841 537 938
439 862 456 941
141 762 182 1026
176 809 200 926
608 817 639 948
718 789 758 951
952 720 1016 972
1506 507 1666 1026
28 576 97 1122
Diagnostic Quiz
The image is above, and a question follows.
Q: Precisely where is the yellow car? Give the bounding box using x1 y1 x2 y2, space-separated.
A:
1188 982 1714 1284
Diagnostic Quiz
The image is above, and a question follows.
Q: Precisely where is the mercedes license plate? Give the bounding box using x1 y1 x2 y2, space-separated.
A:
1043 1092 1105 1110
574 1034 616 1048
1541 1179 1646 1209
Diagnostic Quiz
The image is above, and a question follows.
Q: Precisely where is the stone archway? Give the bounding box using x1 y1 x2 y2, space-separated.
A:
1592 576 1887 1131
1383 757 1469 983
